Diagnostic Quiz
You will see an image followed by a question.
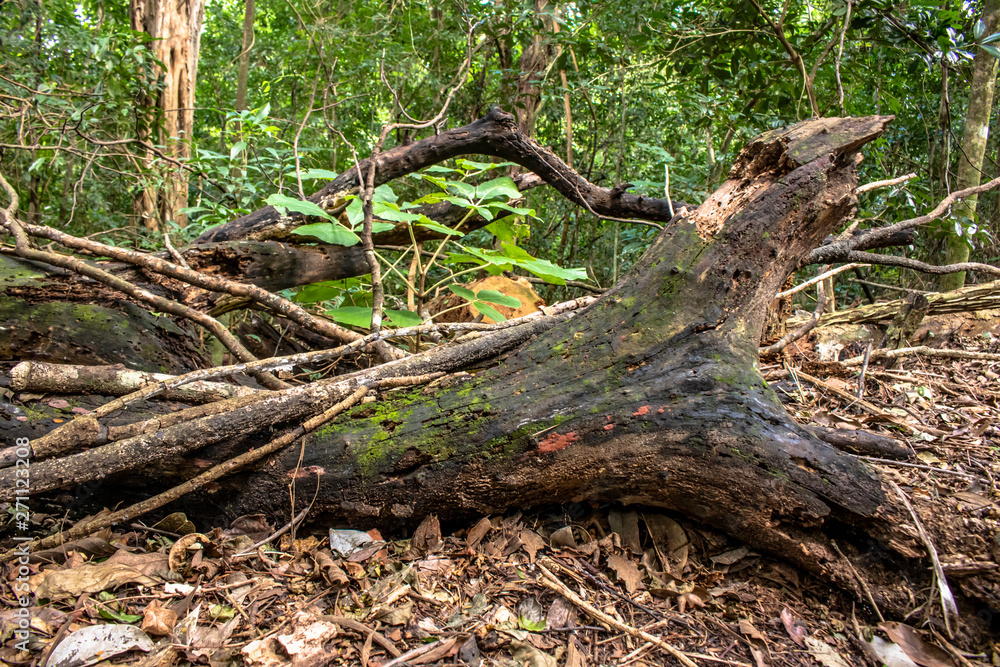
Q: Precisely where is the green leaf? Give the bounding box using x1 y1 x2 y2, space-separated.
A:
443 196 475 209
266 193 335 221
976 18 986 40
345 198 364 226
517 615 546 632
385 308 423 327
230 141 247 160
448 284 477 302
486 220 517 243
491 202 536 217
299 169 339 180
253 102 270 123
373 203 422 223
473 205 495 221
97 607 143 623
293 283 343 303
291 222 361 246
417 220 463 236
475 176 521 201
371 222 396 234
446 181 477 199
423 165 460 173
983 31 1000 44
373 184 398 203
326 306 375 328
415 174 449 190
981 43 1000 59
476 289 521 308
473 301 507 322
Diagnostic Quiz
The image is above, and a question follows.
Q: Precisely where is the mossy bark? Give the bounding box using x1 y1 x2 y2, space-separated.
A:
0 255 209 374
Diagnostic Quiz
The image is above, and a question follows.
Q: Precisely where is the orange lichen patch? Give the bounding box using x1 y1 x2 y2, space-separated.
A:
606 415 613 421
538 431 579 453
604 424 615 431
658 408 665 414
632 405 650 417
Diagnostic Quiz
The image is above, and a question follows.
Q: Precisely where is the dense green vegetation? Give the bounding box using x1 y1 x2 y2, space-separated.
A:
2 0 998 309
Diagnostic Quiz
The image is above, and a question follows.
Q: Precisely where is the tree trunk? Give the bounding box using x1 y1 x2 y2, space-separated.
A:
129 0 206 230
940 0 1000 291
225 117 911 602
234 0 255 117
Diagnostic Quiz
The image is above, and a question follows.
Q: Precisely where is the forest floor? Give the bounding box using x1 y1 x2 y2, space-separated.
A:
2 316 1000 666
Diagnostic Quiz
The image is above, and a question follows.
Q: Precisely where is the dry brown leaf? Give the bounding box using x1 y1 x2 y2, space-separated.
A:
546 596 576 630
565 636 587 667
642 513 689 576
410 514 442 555
549 526 577 549
879 622 955 667
738 619 766 642
35 562 157 600
466 517 493 548
606 554 644 594
780 607 808 646
608 509 642 554
804 636 852 667
711 547 749 567
520 529 547 562
313 551 348 586
141 600 178 637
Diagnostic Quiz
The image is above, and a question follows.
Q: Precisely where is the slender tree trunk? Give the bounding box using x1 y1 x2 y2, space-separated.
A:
234 0 255 116
940 0 1000 290
129 0 206 230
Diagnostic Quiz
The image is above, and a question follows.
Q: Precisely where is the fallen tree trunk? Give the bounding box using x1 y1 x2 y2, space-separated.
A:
5 113 998 631
789 279 1000 327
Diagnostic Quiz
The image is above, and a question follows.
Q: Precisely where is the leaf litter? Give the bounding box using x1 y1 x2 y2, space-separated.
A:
4 331 1000 665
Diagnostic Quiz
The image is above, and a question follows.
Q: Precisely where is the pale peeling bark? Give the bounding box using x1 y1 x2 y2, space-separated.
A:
130 0 206 230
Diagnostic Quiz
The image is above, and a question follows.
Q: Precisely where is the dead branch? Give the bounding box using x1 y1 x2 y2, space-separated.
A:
841 345 1000 366
856 172 916 194
9 361 262 404
0 172 288 391
16 218 407 363
197 108 680 244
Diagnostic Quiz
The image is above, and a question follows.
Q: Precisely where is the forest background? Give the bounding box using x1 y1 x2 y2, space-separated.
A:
2 0 999 316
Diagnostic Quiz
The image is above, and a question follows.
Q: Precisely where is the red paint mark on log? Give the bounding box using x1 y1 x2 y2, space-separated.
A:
606 415 613 421
633 405 650 416
657 408 665 414
538 431 579 453
604 424 615 431
289 465 326 479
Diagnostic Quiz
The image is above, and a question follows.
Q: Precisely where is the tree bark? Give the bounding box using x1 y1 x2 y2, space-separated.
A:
129 0 206 230
940 0 1000 291
234 0 255 116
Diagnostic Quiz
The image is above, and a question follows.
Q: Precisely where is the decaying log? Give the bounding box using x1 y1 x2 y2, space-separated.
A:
0 255 209 374
211 115 922 607
789 279 1000 327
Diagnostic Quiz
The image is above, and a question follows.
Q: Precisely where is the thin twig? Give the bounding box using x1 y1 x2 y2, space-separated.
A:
857 172 916 194
774 263 869 298
887 479 959 637
537 562 744 667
